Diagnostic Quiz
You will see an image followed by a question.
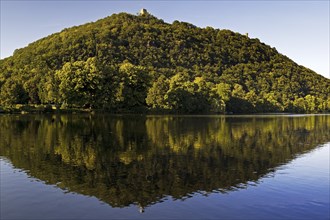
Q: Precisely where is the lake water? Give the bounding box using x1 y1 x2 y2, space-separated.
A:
0 114 329 219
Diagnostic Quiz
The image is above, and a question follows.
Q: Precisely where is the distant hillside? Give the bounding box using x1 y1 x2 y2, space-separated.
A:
0 11 329 113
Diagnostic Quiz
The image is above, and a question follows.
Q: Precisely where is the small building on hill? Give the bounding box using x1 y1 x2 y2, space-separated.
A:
139 8 149 16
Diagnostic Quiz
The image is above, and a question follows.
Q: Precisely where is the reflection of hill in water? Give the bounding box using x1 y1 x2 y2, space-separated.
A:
0 115 329 209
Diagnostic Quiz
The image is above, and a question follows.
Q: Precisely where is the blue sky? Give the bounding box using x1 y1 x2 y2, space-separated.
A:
1 1 329 78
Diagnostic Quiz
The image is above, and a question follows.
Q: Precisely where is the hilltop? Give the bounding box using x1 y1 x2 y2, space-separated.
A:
0 11 329 113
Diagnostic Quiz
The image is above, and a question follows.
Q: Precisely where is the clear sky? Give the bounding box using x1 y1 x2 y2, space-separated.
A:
1 0 329 78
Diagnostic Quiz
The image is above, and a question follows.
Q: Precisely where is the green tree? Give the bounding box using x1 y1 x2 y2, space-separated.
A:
146 75 170 110
55 57 101 107
304 95 316 113
115 61 151 110
164 73 210 113
0 79 29 105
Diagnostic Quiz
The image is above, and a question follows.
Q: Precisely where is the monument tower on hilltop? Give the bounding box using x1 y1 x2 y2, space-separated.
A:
139 8 149 16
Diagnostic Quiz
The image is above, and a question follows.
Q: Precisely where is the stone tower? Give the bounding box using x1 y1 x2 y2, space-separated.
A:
139 8 148 16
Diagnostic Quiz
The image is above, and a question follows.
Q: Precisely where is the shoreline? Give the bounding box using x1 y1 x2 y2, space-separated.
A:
0 104 329 115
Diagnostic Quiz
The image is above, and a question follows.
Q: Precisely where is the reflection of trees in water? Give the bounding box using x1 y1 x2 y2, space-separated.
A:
0 114 329 209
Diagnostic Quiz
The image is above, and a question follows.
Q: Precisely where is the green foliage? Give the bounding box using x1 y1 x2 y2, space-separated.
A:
0 79 29 105
56 57 102 107
146 75 169 109
0 12 329 113
115 62 151 110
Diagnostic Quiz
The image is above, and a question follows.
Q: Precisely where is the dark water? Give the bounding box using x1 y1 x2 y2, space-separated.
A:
0 114 329 219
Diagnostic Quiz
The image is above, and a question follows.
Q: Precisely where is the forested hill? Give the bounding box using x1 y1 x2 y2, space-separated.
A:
0 11 329 113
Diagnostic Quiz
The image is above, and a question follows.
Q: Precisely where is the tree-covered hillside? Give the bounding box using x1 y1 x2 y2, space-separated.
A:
0 11 329 113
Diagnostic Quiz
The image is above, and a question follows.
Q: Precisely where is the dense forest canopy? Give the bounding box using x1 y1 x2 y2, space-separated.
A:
0 11 329 113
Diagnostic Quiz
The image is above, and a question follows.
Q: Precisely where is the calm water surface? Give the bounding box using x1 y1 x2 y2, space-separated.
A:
0 114 329 219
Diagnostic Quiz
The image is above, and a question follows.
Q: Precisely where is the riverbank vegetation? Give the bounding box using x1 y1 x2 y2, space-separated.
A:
1 12 329 113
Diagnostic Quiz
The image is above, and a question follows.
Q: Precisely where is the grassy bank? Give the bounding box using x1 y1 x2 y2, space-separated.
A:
0 104 93 114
